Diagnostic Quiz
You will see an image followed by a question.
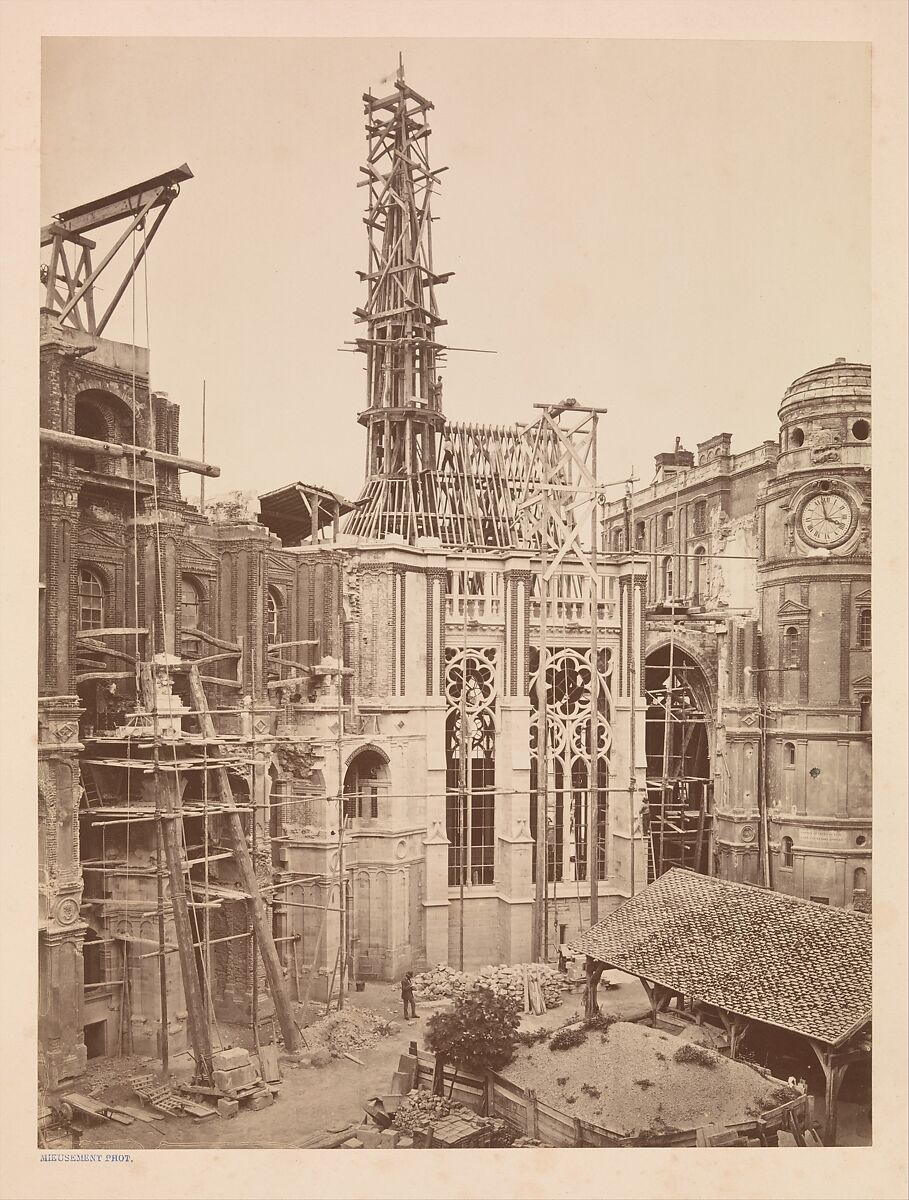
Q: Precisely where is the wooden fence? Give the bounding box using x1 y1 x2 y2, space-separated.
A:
412 1051 810 1148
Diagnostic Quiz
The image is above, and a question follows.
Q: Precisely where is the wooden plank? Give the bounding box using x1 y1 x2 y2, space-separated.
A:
259 1043 282 1081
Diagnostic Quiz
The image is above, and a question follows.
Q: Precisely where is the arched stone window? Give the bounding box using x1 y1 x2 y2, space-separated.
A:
784 741 796 767
73 398 108 469
661 511 674 544
859 695 871 732
78 567 105 631
343 747 389 821
180 576 203 629
634 521 646 550
784 626 800 668
853 866 867 890
780 836 793 868
266 587 285 646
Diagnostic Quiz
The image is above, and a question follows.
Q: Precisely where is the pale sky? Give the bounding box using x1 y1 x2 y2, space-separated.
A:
41 37 871 504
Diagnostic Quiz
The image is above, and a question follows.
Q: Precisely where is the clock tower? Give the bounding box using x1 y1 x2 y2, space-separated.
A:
748 359 872 906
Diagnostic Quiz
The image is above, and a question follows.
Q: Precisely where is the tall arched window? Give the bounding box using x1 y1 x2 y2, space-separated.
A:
694 546 707 604
853 866 867 891
780 836 793 868
783 741 796 767
266 587 285 646
857 608 871 650
859 695 871 732
180 577 202 629
662 511 674 544
784 626 800 668
661 556 673 602
634 521 646 550
692 500 707 535
73 399 108 469
78 567 105 631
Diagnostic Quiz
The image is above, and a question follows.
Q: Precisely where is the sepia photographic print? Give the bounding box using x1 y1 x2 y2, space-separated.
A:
2 5 906 1200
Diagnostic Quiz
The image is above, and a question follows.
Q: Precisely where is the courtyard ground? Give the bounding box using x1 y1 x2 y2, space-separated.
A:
70 972 869 1149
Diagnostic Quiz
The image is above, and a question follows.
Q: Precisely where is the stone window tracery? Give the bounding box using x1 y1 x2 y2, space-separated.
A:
445 648 497 887
529 646 613 883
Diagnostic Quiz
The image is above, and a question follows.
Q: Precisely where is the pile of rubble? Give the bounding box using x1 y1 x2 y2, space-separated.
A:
303 1007 396 1058
412 962 567 1008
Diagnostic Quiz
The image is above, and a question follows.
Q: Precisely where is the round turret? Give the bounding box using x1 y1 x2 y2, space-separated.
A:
777 358 871 472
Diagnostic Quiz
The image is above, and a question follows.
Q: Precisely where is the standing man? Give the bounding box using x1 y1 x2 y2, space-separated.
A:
401 971 417 1022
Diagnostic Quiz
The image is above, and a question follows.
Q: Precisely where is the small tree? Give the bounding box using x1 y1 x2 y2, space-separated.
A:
425 984 520 1087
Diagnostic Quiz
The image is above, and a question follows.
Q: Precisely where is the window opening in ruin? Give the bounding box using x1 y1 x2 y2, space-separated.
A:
857 607 871 650
266 587 285 645
781 836 794 868
692 500 707 536
78 567 105 630
343 749 388 821
73 398 108 469
661 556 673 602
180 576 202 630
445 648 497 887
529 646 612 885
694 546 708 604
643 645 712 880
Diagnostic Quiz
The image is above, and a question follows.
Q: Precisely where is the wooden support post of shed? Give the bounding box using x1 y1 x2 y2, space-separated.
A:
808 1040 853 1146
584 957 605 1019
717 1010 751 1061
638 978 674 1028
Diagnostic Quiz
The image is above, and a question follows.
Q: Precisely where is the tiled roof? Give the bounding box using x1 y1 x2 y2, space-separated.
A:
569 870 871 1046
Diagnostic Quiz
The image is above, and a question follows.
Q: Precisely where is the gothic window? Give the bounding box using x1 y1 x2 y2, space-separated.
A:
780 836 793 868
266 587 285 645
784 741 796 767
784 626 800 668
445 648 497 887
78 567 105 631
180 576 202 630
529 646 613 884
857 607 871 650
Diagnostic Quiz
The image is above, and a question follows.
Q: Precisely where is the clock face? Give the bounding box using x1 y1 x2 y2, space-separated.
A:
798 491 855 547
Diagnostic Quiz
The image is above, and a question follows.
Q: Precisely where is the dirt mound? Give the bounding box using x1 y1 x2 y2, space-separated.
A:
303 1007 394 1057
501 1020 793 1137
